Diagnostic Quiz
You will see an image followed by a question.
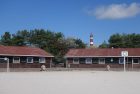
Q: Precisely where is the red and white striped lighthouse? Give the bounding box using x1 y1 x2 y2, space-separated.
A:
90 33 93 47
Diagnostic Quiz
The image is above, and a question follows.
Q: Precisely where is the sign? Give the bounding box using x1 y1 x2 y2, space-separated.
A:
121 51 128 56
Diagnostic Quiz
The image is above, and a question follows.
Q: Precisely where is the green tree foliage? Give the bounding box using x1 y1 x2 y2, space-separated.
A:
99 41 108 48
108 33 123 48
0 32 12 46
108 33 140 48
11 30 30 46
65 37 86 49
65 38 77 49
29 29 50 48
74 38 86 48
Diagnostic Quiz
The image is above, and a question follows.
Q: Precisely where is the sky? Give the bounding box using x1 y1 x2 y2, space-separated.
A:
0 0 140 46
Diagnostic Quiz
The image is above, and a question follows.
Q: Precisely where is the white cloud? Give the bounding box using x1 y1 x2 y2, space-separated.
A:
87 2 140 19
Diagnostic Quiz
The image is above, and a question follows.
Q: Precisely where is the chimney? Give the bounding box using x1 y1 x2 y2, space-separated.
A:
90 33 93 47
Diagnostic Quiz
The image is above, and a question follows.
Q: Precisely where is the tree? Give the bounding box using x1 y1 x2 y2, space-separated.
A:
108 33 140 48
29 29 49 48
65 37 86 49
0 32 12 46
74 38 86 48
108 33 123 48
11 30 31 46
65 38 77 49
130 33 140 48
99 41 108 48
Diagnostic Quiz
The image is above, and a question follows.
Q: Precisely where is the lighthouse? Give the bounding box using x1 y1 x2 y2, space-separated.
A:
90 33 93 47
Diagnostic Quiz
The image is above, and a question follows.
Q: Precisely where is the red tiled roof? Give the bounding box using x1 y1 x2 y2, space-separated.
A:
65 48 140 57
0 46 53 57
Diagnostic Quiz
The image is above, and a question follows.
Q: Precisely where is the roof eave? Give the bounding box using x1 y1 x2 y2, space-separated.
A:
65 56 140 58
0 54 54 57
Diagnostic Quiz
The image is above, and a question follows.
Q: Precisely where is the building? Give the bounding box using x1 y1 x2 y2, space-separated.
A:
65 48 140 68
0 45 54 68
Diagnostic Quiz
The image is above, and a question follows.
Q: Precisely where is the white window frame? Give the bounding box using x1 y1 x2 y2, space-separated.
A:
39 57 46 63
99 58 105 64
73 58 79 64
27 57 33 63
0 58 8 63
119 58 124 64
132 58 139 64
13 57 20 63
86 58 92 64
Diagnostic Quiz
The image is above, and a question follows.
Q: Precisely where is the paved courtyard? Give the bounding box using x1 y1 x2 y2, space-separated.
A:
0 71 140 94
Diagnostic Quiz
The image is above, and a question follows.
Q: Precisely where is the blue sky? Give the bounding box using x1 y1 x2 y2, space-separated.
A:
0 0 140 46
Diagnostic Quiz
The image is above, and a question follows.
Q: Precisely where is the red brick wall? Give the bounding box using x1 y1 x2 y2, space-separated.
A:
69 64 140 68
0 63 50 68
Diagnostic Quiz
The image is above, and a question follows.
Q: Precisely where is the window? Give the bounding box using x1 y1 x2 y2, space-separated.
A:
86 58 92 64
92 58 98 64
128 58 132 64
39 57 46 63
73 58 79 64
119 58 124 64
20 57 26 63
0 58 7 63
33 57 39 63
133 58 139 64
99 58 105 64
13 57 20 63
79 58 85 64
27 57 33 63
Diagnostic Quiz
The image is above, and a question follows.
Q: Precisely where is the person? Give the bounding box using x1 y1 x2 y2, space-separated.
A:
40 65 46 71
106 65 110 71
68 64 70 68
